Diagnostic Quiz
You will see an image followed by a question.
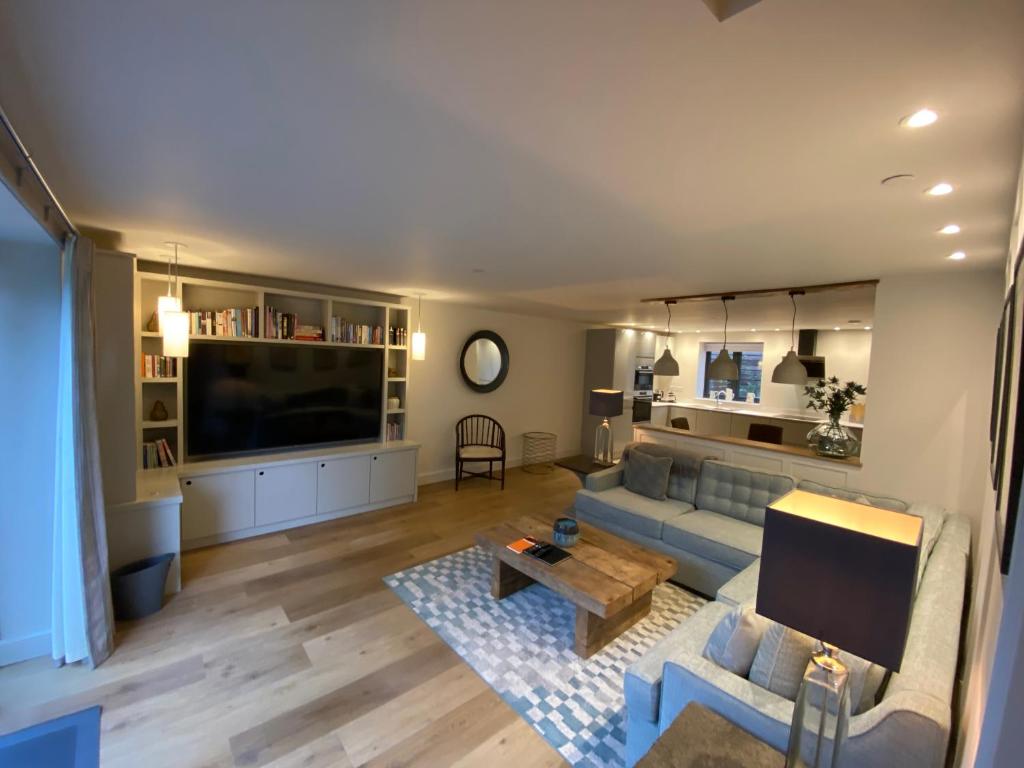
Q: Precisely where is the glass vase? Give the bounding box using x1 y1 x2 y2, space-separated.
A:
807 418 861 458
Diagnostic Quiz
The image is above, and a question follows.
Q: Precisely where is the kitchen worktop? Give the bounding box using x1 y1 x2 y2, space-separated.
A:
649 399 862 429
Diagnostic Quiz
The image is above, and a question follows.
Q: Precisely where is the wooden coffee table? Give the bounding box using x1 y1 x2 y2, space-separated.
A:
474 515 677 658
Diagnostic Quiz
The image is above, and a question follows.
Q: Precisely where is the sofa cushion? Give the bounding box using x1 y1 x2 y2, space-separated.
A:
703 606 769 676
695 460 795 525
796 479 908 512
622 442 706 505
662 510 763 570
574 486 693 539
748 621 816 700
624 450 673 500
906 502 946 590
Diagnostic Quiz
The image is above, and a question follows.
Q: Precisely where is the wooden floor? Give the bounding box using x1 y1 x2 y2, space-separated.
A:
0 468 581 767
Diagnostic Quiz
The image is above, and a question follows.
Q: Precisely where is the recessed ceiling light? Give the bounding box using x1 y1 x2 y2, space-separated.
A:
774 328 781 332
750 328 757 332
864 326 873 330
900 108 938 128
833 326 841 331
926 182 954 196
939 224 961 235
948 251 967 261
695 329 701 333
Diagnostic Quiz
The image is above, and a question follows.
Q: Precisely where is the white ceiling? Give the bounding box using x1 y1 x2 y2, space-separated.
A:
0 0 1021 326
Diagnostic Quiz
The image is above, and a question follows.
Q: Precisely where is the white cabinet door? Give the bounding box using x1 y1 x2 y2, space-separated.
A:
369 450 417 503
316 455 371 515
181 470 255 541
255 462 316 526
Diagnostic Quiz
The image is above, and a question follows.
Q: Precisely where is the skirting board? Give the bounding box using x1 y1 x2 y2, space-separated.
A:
0 630 50 667
417 450 582 486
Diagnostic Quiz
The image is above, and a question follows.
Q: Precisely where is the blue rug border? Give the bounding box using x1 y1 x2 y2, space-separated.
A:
0 704 102 768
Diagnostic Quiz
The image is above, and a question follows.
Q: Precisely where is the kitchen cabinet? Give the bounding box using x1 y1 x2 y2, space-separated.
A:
181 470 255 541
255 462 316 526
317 455 372 515
370 449 417 503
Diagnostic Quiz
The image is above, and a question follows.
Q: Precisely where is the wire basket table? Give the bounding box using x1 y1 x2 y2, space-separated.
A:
522 431 557 474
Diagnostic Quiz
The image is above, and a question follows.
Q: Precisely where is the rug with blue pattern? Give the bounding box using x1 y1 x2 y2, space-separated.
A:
384 546 705 767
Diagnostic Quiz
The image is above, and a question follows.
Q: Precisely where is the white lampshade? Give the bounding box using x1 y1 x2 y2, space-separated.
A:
157 294 181 329
411 330 426 361
162 310 190 357
707 347 738 380
771 349 808 384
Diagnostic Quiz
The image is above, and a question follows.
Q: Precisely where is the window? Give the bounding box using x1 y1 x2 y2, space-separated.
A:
699 342 764 403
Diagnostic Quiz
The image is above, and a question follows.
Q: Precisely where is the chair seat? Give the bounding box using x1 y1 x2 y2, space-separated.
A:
459 445 503 460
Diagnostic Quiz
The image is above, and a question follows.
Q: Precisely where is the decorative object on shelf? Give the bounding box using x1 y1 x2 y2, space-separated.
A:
771 290 809 385
412 293 427 361
522 431 557 474
590 388 623 464
161 242 189 358
804 377 866 458
653 300 680 376
388 366 400 378
552 517 580 547
707 296 739 381
459 330 510 393
146 311 159 332
387 395 401 410
148 400 169 421
757 490 921 768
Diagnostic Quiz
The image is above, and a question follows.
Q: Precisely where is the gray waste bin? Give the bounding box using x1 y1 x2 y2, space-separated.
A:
110 553 174 620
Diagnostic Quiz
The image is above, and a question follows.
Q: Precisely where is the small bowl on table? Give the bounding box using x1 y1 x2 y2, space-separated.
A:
552 517 580 547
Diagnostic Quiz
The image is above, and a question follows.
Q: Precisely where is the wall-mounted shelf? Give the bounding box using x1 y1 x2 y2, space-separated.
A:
142 377 179 384
387 408 405 415
143 420 179 429
387 377 406 382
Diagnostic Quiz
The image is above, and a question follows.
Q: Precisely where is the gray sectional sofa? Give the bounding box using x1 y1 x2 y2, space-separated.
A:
571 441 970 768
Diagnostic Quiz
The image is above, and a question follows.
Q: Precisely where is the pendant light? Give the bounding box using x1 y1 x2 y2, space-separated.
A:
707 296 739 380
653 300 680 376
411 293 426 361
156 245 182 327
161 242 189 358
771 290 809 384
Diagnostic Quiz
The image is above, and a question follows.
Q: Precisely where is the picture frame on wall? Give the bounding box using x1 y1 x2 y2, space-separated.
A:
1000 246 1024 574
994 294 1015 507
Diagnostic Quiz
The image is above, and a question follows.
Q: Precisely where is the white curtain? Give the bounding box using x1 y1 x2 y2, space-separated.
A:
52 235 114 667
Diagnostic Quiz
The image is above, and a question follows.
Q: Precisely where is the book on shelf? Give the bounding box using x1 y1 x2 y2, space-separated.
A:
386 420 402 441
388 326 408 346
189 306 260 338
143 438 177 469
332 318 384 345
265 307 323 340
141 354 178 378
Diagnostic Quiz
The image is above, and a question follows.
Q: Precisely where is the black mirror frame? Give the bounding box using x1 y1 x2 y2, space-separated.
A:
460 330 510 393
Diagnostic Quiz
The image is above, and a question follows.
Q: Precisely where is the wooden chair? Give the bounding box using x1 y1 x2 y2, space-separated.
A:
747 423 784 445
671 416 690 430
455 415 506 490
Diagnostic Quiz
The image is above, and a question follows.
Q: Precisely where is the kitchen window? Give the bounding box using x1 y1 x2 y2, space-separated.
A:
698 342 764 403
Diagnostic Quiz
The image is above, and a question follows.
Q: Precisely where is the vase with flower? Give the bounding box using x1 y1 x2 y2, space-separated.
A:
804 377 866 458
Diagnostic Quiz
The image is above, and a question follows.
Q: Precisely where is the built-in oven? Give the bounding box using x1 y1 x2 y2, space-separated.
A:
632 396 652 423
633 365 654 396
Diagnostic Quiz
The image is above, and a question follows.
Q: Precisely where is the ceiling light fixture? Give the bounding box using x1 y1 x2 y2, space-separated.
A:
948 251 967 261
161 242 189 358
926 182 954 196
833 326 841 331
156 245 182 327
939 224 961 235
707 297 739 381
899 108 938 128
653 301 680 376
865 326 873 330
771 290 808 385
411 293 427 360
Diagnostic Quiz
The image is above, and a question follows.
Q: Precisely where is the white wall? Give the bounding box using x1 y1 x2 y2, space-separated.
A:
653 329 872 413
0 240 61 665
404 299 586 483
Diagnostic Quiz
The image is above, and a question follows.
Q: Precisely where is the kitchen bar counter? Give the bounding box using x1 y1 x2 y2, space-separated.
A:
649 399 862 429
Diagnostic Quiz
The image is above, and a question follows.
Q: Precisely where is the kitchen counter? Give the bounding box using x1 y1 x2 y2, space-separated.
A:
650 400 862 429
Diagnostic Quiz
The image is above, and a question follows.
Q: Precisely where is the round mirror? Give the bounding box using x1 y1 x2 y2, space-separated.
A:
460 330 509 392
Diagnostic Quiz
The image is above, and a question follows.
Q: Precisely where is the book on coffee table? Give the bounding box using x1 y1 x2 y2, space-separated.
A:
505 536 572 566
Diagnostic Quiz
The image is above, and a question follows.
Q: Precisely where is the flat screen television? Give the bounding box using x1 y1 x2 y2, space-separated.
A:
185 341 383 459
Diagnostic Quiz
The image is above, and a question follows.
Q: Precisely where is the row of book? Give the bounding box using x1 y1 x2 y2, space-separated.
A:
142 354 178 378
142 438 177 468
385 420 403 441
190 307 260 338
332 319 384 345
265 307 325 341
388 326 408 346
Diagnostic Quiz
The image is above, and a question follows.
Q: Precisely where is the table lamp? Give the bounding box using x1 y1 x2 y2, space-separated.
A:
589 388 623 464
755 490 922 768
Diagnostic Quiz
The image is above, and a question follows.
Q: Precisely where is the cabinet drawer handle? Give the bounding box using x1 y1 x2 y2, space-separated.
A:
185 480 192 486
321 463 325 468
258 470 264 476
373 456 378 461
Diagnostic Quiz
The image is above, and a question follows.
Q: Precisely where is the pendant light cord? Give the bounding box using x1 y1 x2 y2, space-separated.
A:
417 294 423 332
790 292 797 351
721 297 729 348
173 243 179 295
665 301 672 334
166 248 173 297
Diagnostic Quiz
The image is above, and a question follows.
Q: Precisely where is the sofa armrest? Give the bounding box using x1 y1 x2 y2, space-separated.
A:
842 690 951 767
585 463 625 492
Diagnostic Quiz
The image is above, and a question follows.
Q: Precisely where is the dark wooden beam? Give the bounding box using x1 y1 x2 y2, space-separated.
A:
641 279 879 304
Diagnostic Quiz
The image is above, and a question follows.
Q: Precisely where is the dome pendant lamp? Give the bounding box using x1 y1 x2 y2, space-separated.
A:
771 290 809 384
653 300 680 376
707 296 739 380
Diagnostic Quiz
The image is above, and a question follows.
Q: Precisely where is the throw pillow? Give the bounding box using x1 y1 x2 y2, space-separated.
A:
748 621 816 700
703 606 769 677
624 450 673 500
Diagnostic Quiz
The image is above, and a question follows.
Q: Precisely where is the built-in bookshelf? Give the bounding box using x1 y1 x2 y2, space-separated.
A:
133 268 411 470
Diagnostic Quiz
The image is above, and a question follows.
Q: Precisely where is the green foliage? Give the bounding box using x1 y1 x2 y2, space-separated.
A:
804 376 867 422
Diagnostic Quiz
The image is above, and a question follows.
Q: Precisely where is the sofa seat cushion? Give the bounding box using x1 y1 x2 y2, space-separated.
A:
662 510 763 570
695 460 795 525
574 486 693 539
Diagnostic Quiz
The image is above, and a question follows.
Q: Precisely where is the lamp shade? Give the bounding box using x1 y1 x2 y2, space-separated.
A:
589 388 623 418
162 310 190 357
707 348 738 380
771 349 808 384
653 348 679 376
411 330 426 360
755 490 922 670
157 294 181 329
